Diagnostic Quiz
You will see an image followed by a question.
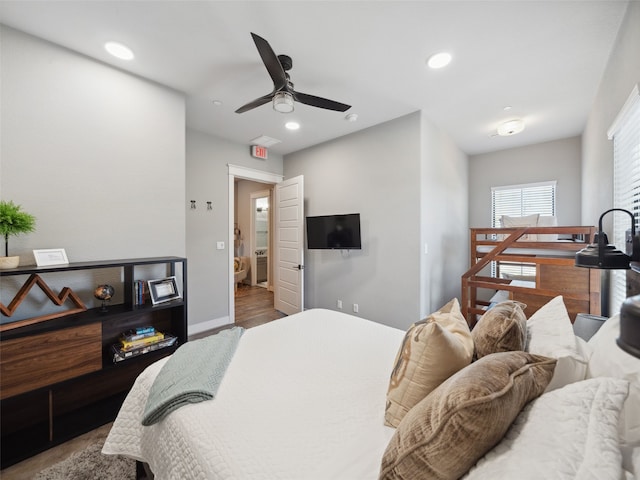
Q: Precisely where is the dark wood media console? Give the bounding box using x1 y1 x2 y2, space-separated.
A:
0 257 187 469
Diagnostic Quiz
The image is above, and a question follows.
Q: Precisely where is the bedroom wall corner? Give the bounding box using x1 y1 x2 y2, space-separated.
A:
419 111 469 319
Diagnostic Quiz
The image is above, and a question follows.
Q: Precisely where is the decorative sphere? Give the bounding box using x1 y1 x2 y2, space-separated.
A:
94 284 115 301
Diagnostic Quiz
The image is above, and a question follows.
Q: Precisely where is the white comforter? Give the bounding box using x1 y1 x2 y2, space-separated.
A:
104 308 634 479
103 309 404 479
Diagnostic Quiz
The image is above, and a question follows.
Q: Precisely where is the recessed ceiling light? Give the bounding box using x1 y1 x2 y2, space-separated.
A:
212 100 223 106
345 113 358 122
104 41 134 60
427 52 452 69
285 121 300 130
503 105 513 111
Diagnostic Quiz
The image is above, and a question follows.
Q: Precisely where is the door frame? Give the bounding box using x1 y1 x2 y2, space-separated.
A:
228 164 283 323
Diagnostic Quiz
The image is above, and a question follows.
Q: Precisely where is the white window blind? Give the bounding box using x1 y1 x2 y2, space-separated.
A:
490 181 557 278
609 84 640 316
491 181 556 227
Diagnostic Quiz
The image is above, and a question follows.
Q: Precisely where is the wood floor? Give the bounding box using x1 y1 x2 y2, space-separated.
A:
1 285 285 479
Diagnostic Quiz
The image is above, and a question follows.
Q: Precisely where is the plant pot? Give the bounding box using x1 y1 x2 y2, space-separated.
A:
0 256 20 270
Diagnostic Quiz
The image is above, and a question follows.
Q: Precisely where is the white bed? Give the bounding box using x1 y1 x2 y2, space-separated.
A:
103 306 639 480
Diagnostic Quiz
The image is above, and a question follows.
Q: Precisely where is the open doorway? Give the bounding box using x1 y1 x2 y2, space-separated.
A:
232 176 279 326
228 165 305 324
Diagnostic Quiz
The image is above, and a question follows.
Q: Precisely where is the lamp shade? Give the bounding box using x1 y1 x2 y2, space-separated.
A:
617 294 640 358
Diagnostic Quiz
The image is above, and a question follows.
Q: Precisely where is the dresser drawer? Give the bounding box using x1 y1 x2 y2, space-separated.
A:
1 322 102 399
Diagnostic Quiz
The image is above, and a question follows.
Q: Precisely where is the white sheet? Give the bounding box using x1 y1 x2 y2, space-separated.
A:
103 309 404 480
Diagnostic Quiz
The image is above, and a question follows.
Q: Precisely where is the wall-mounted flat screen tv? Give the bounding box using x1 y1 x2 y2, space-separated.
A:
306 213 361 250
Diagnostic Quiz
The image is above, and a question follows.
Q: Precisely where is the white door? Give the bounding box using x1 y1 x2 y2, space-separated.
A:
274 175 304 315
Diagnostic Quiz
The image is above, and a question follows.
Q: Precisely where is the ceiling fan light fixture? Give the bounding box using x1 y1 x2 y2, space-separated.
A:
497 119 525 136
273 92 294 113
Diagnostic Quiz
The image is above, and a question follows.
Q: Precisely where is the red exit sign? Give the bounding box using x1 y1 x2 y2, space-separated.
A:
251 145 268 159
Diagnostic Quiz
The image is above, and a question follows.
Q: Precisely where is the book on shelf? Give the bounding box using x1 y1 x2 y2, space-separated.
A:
133 280 150 305
112 334 178 363
120 326 157 343
120 331 165 350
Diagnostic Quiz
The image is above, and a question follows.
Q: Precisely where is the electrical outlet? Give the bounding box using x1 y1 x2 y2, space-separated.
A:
337 300 343 309
216 241 225 250
353 303 359 313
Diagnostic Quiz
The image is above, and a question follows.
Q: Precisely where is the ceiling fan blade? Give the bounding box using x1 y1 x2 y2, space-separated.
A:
251 32 287 91
292 91 351 112
235 93 274 114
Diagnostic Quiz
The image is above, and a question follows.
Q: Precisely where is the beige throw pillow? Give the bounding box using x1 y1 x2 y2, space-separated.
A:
472 300 527 359
384 299 474 428
500 214 540 240
379 352 557 480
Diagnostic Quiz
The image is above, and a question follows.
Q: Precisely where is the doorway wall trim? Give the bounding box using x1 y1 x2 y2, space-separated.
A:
228 164 283 323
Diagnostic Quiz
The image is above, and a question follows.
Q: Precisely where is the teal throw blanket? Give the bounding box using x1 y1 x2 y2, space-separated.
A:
142 326 244 426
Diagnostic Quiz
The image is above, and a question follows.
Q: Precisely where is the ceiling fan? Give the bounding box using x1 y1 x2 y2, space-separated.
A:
235 33 351 114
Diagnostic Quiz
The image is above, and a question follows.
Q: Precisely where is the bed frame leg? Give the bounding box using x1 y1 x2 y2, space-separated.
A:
136 460 154 479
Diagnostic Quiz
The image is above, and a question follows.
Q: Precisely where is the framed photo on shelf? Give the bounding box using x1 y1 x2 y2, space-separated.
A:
148 276 182 305
33 248 69 267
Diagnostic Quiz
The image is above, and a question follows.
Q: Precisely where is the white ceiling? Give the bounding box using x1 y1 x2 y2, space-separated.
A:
0 1 629 156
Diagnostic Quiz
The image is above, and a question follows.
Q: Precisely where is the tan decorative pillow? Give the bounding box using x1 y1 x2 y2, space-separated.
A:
379 352 556 480
472 300 527 359
384 298 474 428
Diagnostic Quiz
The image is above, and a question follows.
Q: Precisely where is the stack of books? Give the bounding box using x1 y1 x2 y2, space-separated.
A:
133 280 149 305
111 326 177 363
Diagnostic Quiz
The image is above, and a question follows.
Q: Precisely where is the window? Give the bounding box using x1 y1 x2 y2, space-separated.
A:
609 84 640 316
490 181 557 279
491 181 556 227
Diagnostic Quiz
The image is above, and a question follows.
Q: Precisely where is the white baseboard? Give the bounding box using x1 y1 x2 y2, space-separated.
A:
188 316 232 336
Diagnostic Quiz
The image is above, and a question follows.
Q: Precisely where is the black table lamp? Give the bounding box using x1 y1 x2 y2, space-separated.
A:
575 208 640 358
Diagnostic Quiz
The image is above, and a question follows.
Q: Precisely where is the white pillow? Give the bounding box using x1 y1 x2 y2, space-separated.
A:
588 313 640 461
501 214 540 241
463 377 629 480
526 295 589 391
536 215 558 241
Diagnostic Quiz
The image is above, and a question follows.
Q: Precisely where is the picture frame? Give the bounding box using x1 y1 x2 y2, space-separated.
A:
33 248 69 267
148 276 182 305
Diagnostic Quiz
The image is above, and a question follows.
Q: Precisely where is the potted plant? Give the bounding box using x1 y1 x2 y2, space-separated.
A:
0 200 36 269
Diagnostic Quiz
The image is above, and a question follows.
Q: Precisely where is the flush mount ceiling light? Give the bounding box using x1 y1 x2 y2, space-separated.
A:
497 119 525 136
273 92 294 113
104 41 134 60
285 121 300 130
427 52 452 69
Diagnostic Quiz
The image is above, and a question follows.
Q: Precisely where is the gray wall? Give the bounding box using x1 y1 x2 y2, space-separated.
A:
419 111 469 318
582 0 640 229
185 129 283 331
468 136 582 227
0 26 186 321
284 112 468 330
